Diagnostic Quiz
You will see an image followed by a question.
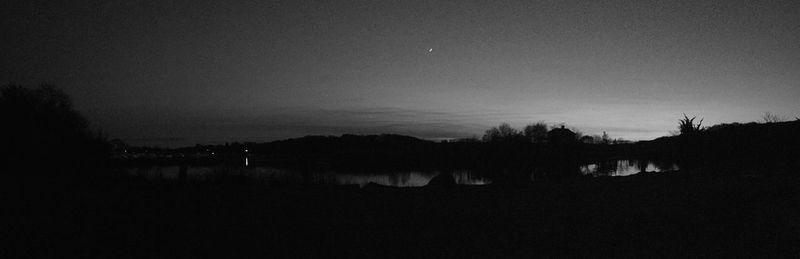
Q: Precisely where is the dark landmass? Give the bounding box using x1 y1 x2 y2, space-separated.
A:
4 84 800 257
8 170 800 257
116 120 800 179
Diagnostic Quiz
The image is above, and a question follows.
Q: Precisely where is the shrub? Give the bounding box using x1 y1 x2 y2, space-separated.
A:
678 114 704 135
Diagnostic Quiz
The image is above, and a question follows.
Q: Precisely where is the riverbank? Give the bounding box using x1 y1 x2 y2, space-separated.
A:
7 170 800 257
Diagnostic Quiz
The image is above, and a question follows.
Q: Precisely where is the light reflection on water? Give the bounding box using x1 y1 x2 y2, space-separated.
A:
126 159 676 186
327 171 434 187
126 167 492 187
320 170 492 187
580 160 679 177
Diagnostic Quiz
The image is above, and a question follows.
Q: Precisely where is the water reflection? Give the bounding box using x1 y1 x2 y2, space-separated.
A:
580 160 679 177
126 167 491 187
452 170 493 185
126 159 674 186
325 171 434 187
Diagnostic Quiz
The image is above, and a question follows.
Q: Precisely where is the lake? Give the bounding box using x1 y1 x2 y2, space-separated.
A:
126 166 491 187
580 160 679 177
127 159 678 187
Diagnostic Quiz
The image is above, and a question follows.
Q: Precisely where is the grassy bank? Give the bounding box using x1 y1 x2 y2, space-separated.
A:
7 170 800 258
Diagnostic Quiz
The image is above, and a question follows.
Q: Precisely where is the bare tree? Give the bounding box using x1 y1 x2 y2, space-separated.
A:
522 121 548 143
482 127 500 142
482 123 520 142
497 123 518 137
762 112 786 123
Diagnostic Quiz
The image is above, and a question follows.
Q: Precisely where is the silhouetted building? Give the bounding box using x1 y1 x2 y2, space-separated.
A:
547 125 576 145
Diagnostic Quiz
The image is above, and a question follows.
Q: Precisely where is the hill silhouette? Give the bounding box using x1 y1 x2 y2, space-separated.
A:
636 120 800 172
116 118 800 182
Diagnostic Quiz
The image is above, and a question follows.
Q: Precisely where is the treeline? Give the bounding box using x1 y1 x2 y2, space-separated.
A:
635 117 800 172
139 117 800 177
145 133 636 181
468 121 629 145
115 120 635 171
6 83 799 179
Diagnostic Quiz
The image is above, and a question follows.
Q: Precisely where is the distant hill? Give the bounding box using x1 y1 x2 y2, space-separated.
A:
120 120 800 175
265 134 433 149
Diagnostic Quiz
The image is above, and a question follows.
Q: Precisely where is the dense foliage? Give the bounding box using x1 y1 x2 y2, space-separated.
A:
1 84 111 174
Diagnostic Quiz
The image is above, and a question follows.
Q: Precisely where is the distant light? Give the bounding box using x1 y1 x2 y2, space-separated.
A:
245 149 248 153
428 48 433 52
211 152 215 155
245 157 249 167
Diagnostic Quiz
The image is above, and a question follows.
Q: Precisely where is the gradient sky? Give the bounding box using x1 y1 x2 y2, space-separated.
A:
3 0 799 147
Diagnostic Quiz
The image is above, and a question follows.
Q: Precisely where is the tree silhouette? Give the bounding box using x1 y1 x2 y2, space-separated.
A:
601 131 611 144
482 123 521 142
1 84 110 174
523 122 548 143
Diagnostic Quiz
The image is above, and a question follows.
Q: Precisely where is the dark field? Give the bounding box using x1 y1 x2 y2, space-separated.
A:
9 170 800 258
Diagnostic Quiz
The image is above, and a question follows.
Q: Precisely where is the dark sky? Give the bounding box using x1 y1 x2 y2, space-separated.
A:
4 0 799 147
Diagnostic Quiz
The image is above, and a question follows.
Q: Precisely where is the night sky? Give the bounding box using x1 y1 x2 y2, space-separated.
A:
4 0 799 147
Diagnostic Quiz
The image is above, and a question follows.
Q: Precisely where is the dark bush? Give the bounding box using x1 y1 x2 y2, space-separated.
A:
0 84 111 175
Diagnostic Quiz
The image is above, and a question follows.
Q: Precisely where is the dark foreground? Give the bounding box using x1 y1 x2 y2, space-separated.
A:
7 171 800 258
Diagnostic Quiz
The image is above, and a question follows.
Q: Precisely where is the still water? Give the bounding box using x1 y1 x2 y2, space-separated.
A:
128 159 677 187
580 160 679 177
127 166 491 187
